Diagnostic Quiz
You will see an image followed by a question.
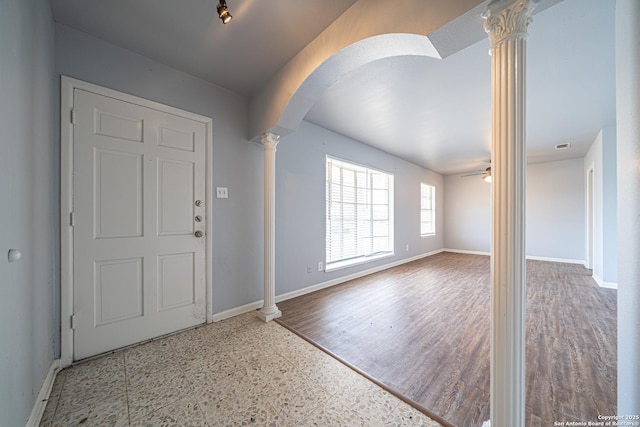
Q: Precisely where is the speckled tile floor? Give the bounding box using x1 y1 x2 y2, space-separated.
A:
40 312 442 427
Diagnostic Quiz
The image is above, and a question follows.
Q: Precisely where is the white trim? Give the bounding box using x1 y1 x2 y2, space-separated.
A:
592 274 618 290
525 255 586 265
277 249 445 303
444 248 490 256
60 76 214 365
209 248 604 324
444 249 586 266
60 76 74 367
209 250 446 322
325 251 395 273
25 359 62 427
205 107 214 325
585 164 595 270
211 301 264 322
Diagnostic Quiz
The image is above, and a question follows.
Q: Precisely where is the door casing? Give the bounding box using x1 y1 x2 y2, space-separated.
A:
60 76 214 366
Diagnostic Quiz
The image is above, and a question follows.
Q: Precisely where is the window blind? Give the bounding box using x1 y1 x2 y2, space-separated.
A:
326 157 394 268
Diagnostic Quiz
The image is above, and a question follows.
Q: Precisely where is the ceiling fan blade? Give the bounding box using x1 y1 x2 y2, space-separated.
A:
460 172 485 177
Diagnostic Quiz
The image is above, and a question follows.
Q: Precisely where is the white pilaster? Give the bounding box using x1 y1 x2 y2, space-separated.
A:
483 1 534 426
615 0 640 415
257 132 282 322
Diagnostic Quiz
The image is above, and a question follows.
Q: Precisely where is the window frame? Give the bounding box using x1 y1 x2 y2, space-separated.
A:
420 182 436 237
325 156 395 272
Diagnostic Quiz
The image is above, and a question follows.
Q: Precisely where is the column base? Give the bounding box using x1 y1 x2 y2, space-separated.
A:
256 307 282 322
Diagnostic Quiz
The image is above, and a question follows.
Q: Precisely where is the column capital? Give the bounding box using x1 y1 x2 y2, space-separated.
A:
261 132 280 151
483 0 534 49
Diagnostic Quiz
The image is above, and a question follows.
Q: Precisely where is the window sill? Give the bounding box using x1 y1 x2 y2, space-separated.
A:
325 252 395 273
421 233 436 238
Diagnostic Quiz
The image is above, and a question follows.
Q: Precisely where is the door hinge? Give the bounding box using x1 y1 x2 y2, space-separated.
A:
70 314 76 329
69 212 76 227
70 108 76 125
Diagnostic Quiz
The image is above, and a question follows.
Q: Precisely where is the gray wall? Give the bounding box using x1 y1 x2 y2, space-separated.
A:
444 158 586 261
526 159 585 260
442 171 491 253
0 0 57 425
54 24 264 316
276 121 444 295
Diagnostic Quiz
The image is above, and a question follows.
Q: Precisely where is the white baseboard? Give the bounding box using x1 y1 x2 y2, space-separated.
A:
444 249 587 266
26 359 62 427
443 248 490 256
275 249 445 303
210 248 604 323
211 300 263 322
592 274 618 290
210 250 446 321
525 255 586 265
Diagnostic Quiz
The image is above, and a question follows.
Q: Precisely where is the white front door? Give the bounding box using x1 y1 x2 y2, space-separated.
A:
72 88 207 360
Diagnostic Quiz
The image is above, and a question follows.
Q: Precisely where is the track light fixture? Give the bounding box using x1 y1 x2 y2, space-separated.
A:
217 0 232 24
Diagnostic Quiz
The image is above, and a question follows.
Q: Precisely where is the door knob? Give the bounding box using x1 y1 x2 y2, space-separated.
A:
195 231 204 238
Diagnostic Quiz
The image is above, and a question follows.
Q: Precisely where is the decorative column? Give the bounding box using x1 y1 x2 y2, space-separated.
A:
257 132 282 322
483 1 533 426
615 0 640 415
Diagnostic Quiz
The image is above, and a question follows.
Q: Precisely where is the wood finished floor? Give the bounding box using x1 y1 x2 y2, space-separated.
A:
277 252 617 427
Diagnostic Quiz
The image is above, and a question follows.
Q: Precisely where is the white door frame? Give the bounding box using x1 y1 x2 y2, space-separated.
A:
586 164 594 270
60 76 214 366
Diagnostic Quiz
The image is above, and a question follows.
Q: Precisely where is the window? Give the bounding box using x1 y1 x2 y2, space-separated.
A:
420 183 435 236
326 157 394 270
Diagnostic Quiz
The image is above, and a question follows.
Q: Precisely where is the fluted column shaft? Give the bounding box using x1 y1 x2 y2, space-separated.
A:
483 1 533 426
616 0 640 415
257 132 282 322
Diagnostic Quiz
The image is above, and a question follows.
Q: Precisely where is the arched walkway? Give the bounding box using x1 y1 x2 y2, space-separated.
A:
249 0 486 139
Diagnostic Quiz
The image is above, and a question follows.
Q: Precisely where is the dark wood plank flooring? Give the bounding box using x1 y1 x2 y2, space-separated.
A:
277 252 617 427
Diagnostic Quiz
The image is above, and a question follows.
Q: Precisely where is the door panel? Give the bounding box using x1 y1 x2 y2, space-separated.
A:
158 126 195 152
158 253 195 311
73 89 207 360
157 158 194 236
94 149 143 238
94 257 143 325
94 108 143 142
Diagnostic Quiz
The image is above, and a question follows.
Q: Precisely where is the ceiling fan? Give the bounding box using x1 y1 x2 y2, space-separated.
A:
461 165 492 182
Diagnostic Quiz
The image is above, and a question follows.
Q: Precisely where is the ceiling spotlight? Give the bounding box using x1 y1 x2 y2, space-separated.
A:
217 0 232 24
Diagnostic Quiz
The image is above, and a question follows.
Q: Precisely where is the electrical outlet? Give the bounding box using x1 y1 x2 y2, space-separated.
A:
318 261 323 271
216 187 228 198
